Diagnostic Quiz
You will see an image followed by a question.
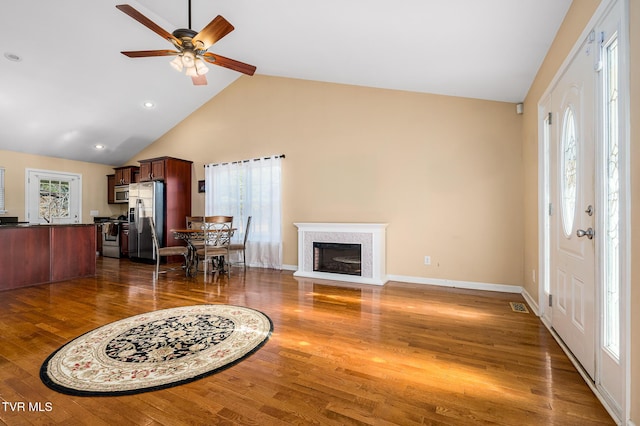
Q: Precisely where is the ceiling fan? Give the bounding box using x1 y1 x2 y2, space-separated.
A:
116 3 256 86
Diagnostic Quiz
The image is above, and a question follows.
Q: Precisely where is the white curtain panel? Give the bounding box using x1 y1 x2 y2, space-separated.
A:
205 156 282 269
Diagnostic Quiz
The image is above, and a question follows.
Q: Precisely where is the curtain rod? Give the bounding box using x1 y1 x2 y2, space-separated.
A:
205 154 285 168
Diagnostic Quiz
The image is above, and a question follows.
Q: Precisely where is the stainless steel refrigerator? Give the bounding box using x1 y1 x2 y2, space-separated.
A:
128 181 164 262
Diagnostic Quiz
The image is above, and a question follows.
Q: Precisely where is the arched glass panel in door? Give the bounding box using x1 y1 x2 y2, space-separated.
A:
561 106 578 237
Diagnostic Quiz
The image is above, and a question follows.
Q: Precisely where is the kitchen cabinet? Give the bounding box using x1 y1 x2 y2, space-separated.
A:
120 222 129 257
138 156 192 256
114 165 139 185
96 224 103 255
139 158 166 182
107 174 115 204
0 224 96 290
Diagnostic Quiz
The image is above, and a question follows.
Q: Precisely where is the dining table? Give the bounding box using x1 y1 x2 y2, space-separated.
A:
171 228 235 277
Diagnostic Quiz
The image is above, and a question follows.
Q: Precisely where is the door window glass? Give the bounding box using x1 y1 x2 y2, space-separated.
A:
39 179 70 223
561 106 578 236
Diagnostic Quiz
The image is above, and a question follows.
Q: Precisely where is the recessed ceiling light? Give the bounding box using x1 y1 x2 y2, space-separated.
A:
143 101 155 109
94 144 105 150
4 52 22 62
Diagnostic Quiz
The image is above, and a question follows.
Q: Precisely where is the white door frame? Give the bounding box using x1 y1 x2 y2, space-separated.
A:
537 0 629 423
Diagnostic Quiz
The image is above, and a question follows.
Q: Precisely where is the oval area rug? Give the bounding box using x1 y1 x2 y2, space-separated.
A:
40 304 272 396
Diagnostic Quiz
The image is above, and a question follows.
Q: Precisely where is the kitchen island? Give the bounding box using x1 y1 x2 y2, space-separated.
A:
0 224 96 290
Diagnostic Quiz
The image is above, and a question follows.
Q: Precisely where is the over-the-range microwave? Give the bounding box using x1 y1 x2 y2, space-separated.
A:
114 185 129 203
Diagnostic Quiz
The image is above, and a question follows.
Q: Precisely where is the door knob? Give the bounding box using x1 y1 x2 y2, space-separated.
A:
576 228 594 239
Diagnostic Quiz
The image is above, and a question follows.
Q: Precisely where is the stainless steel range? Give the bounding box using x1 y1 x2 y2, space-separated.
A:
101 221 126 258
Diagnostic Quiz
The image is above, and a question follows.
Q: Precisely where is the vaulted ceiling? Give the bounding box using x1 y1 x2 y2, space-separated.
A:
0 0 572 165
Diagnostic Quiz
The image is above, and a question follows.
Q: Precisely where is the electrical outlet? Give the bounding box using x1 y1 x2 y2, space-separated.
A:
424 256 431 265
90 210 99 216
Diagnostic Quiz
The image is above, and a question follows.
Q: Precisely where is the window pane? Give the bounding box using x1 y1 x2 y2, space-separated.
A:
561 107 577 236
39 179 71 221
604 37 620 357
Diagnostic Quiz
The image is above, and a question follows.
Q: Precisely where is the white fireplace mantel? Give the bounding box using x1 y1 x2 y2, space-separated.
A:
293 222 388 285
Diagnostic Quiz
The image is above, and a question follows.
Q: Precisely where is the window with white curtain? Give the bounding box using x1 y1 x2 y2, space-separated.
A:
204 155 283 269
0 167 6 213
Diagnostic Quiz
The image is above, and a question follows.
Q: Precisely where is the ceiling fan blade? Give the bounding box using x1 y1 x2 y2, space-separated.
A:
202 53 256 76
121 50 179 58
193 15 234 50
116 4 181 46
192 75 208 86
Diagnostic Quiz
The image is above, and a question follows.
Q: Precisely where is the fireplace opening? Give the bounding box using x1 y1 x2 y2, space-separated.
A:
313 242 361 276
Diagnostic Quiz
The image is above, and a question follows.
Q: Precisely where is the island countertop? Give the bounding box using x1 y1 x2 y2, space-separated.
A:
0 224 97 290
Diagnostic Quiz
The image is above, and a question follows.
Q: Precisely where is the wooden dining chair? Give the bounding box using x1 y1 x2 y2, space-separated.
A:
229 216 251 271
186 216 204 228
195 216 233 278
185 216 205 249
149 218 189 278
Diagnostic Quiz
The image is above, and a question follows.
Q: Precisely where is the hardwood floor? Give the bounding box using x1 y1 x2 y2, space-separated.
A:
0 257 613 425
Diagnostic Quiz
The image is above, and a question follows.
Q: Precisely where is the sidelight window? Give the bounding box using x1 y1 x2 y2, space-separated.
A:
603 35 620 358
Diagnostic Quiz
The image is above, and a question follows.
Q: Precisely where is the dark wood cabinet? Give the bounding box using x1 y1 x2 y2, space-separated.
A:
151 160 165 180
107 174 115 204
139 161 151 182
138 157 192 256
114 166 139 185
120 222 129 257
139 159 166 182
0 225 96 290
96 224 103 255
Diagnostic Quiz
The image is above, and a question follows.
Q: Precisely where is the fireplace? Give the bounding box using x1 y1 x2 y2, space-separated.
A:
313 242 362 276
294 223 387 285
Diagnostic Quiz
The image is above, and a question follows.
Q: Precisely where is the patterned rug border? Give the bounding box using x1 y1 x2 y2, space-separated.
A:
40 304 273 397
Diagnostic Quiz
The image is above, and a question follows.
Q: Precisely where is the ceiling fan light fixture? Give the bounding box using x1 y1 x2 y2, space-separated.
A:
195 59 209 75
116 4 256 86
182 51 195 67
170 55 184 72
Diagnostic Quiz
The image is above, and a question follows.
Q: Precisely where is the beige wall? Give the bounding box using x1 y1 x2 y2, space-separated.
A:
132 76 523 285
522 0 639 420
0 150 119 223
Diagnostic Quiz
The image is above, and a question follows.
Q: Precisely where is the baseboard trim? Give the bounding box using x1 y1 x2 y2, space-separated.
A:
520 288 540 316
285 266 523 293
386 274 522 294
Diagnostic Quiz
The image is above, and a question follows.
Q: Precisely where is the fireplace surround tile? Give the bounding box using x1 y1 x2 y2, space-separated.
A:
294 223 388 285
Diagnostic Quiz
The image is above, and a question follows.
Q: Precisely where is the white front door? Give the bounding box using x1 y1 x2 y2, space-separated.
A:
542 1 628 420
549 35 596 379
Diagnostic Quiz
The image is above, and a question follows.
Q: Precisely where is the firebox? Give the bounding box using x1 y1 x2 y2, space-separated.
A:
313 242 362 276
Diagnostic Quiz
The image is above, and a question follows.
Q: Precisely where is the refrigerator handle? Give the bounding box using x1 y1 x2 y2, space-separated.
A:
136 198 144 234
